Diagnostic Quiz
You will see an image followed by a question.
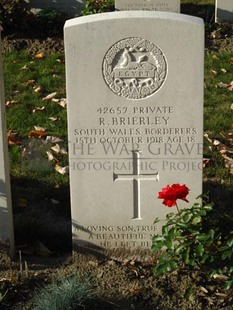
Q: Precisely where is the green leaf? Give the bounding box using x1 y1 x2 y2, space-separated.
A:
184 246 190 264
170 260 178 270
195 243 204 257
203 204 213 211
208 229 215 240
162 225 169 235
221 251 232 260
176 222 188 229
182 212 191 223
175 240 192 254
188 258 195 266
151 242 163 253
152 236 165 242
199 209 207 216
192 203 201 209
218 246 229 251
227 235 233 247
164 239 172 249
184 287 193 301
153 262 171 275
196 233 209 241
191 216 202 225
223 279 233 290
168 227 176 240
200 253 209 264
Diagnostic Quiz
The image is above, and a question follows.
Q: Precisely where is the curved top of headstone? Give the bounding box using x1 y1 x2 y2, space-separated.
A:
65 11 204 28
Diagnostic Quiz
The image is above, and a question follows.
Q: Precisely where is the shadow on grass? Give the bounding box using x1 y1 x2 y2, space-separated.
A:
181 3 215 22
11 176 72 254
10 177 233 256
203 180 233 236
203 180 233 210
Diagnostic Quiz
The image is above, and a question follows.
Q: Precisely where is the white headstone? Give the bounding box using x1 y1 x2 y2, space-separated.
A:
215 0 233 22
115 0 180 13
0 27 15 257
65 12 204 254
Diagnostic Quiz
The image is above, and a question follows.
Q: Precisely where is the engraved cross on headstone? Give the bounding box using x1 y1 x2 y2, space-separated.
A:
113 150 159 220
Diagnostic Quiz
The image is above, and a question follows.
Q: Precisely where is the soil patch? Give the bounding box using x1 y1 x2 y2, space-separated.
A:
1 249 233 310
1 21 233 55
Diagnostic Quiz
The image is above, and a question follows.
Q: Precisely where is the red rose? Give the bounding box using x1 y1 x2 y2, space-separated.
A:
158 184 189 207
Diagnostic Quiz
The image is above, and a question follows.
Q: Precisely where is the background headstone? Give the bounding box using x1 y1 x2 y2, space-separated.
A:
65 12 204 254
115 0 180 12
215 0 233 22
0 27 15 257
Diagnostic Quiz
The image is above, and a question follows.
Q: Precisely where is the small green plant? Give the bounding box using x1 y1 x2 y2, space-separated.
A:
34 273 94 310
152 184 233 289
81 0 114 15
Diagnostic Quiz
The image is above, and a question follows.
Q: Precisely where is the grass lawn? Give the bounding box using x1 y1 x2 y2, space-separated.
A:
3 43 233 189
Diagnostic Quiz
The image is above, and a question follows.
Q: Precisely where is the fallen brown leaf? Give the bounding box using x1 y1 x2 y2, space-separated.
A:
200 286 208 294
203 158 211 168
216 82 228 89
23 79 36 86
20 65 30 71
46 151 55 162
7 130 21 145
51 144 67 154
35 52 44 59
227 81 233 91
210 69 217 76
42 92 57 101
213 274 229 281
43 136 63 144
6 100 19 107
17 198 28 208
48 116 58 121
33 86 42 93
33 106 45 113
28 130 47 139
34 126 46 132
52 98 67 108
55 164 69 175
211 28 221 39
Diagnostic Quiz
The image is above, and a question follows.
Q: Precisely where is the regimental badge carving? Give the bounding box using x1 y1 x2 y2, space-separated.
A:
102 37 167 100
